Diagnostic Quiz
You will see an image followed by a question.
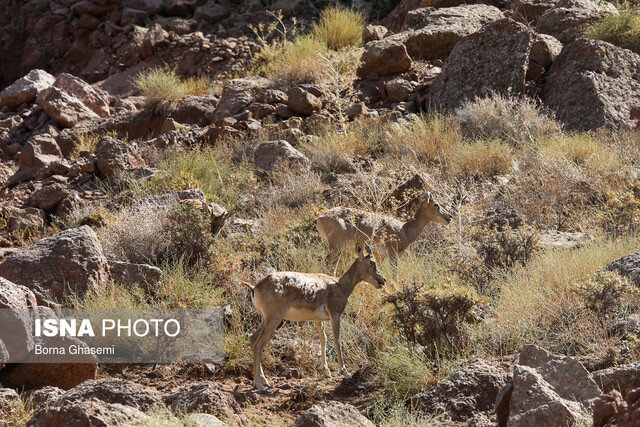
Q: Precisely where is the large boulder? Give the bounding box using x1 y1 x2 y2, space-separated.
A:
36 86 99 128
296 401 374 427
429 19 535 110
0 277 37 362
0 226 109 304
512 0 559 22
62 379 163 411
27 399 150 426
253 140 310 172
356 39 412 80
505 345 602 426
389 5 505 61
536 0 617 44
53 73 110 117
95 136 145 181
412 359 509 422
163 382 236 417
593 363 640 397
542 38 640 130
211 77 270 121
0 69 55 107
604 253 640 287
382 0 426 32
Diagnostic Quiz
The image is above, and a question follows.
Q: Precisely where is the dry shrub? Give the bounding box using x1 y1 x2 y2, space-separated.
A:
601 182 640 237
454 92 560 144
312 5 366 50
99 202 171 264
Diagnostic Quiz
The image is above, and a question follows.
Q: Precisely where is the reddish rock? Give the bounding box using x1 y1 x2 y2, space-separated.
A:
95 136 145 181
53 73 110 117
36 86 99 128
537 0 617 44
29 183 72 211
357 39 412 79
287 87 322 115
0 69 55 107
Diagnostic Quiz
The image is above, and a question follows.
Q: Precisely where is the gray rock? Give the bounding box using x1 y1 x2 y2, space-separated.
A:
187 413 228 427
512 0 559 22
0 226 109 305
412 359 509 422
0 388 20 416
507 345 601 426
536 0 617 43
95 136 145 181
27 399 150 426
212 77 270 121
296 401 374 427
54 73 110 117
29 387 65 409
0 69 55 107
391 5 505 61
363 24 388 43
0 277 37 362
253 140 310 172
357 39 412 79
29 183 72 211
385 78 414 102
163 381 236 417
605 253 640 286
593 363 640 397
194 3 228 23
62 378 163 411
430 18 534 110
107 260 162 288
542 38 640 130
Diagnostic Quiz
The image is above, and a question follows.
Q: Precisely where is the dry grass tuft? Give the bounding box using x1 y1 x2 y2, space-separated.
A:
312 5 366 50
135 67 211 111
254 35 328 84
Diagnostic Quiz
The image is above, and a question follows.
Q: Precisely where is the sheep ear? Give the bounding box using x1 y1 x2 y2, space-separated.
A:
364 242 373 256
355 243 363 256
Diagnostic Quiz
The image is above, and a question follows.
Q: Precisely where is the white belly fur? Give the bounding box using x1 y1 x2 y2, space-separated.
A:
284 305 330 321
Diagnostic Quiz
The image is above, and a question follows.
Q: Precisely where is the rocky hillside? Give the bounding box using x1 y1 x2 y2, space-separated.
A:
2 0 640 425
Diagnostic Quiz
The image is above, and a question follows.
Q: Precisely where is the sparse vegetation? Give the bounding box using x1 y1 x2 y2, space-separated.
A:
585 10 640 54
455 92 560 144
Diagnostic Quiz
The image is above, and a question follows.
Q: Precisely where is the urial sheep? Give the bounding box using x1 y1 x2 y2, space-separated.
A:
245 243 386 392
316 192 451 267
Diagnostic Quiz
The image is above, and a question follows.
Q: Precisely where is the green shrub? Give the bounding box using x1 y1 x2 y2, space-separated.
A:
312 5 366 50
585 11 640 54
572 270 640 317
166 203 212 264
385 280 481 357
376 346 434 407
